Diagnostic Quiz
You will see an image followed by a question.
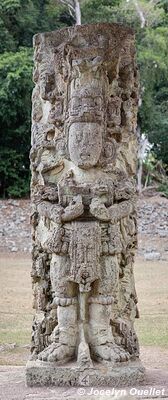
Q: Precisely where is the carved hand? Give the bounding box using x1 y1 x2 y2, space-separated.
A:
90 198 111 221
61 195 84 222
108 201 134 224
37 201 63 224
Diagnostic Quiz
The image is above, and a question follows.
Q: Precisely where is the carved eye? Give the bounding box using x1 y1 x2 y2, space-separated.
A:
104 141 117 160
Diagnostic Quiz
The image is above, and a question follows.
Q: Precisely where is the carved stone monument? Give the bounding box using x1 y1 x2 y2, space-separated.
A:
26 23 145 386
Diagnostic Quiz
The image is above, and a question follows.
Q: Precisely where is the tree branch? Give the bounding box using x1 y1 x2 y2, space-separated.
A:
59 0 81 25
133 0 146 28
59 0 74 12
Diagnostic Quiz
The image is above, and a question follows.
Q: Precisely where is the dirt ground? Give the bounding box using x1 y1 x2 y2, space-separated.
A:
0 253 168 399
0 363 168 400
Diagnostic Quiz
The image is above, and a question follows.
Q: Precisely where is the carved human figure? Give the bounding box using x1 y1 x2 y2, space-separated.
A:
30 24 140 368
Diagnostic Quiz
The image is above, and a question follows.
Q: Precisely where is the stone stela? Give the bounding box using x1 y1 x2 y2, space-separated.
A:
26 23 145 386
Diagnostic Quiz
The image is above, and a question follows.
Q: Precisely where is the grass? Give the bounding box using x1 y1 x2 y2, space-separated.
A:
0 254 33 363
134 257 168 347
0 254 168 365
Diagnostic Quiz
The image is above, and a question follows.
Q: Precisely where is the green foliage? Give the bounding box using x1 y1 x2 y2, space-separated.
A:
0 0 65 53
142 151 167 190
158 182 168 198
81 0 123 24
0 49 33 197
138 26 168 164
0 1 65 198
143 152 156 187
82 0 165 28
0 148 30 198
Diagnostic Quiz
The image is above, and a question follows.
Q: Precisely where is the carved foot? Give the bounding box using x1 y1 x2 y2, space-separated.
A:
38 343 75 362
91 343 130 363
30 351 38 361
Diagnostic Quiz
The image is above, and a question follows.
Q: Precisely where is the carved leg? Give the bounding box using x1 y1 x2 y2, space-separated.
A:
38 254 78 362
89 300 130 363
38 302 77 362
88 255 130 363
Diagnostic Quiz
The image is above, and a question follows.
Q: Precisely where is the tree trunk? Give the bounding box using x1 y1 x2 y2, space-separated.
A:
137 160 143 193
74 0 81 25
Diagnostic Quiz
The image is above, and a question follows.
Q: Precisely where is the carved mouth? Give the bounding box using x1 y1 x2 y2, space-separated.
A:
80 154 91 159
99 190 108 194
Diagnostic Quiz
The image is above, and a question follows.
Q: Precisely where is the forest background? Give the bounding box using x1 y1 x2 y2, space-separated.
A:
0 0 167 198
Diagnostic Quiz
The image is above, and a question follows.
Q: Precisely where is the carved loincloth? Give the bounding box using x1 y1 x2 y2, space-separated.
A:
69 221 101 292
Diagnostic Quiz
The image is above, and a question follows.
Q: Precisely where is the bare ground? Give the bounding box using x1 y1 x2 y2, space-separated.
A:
0 360 168 400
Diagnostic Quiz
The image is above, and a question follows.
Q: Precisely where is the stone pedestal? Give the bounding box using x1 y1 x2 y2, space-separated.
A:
26 23 144 386
26 359 145 387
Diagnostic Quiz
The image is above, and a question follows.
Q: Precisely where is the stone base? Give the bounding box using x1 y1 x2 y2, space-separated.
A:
26 359 145 387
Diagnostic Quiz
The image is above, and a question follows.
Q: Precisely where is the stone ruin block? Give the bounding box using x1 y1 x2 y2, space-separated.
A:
26 23 145 386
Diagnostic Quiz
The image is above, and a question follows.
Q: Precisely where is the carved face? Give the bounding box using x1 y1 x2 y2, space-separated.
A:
68 122 102 169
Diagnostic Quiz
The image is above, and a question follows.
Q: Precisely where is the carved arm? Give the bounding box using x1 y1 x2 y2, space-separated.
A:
37 194 84 224
37 201 63 224
108 200 134 224
90 197 135 224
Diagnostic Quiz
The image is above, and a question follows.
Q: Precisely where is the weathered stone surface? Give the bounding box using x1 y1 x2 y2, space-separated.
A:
138 198 168 237
0 199 31 253
26 359 145 387
26 22 144 385
144 251 161 261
